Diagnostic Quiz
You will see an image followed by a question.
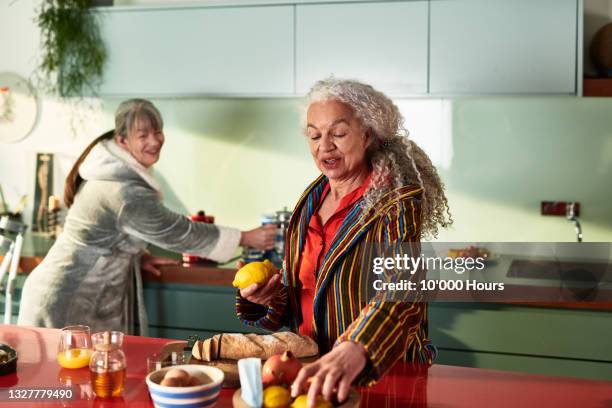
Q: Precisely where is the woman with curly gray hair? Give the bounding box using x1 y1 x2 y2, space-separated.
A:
305 78 452 237
237 78 451 406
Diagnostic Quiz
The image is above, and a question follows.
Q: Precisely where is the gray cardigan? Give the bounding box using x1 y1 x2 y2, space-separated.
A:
18 139 240 335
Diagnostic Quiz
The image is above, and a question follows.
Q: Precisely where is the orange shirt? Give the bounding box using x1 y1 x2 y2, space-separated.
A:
298 173 372 338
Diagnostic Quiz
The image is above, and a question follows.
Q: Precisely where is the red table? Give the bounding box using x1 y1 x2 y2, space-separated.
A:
1 325 611 407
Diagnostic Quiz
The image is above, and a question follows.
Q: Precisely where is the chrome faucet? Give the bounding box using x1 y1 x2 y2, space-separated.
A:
566 202 583 242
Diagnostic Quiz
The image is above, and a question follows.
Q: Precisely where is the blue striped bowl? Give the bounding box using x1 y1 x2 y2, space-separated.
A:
145 364 224 408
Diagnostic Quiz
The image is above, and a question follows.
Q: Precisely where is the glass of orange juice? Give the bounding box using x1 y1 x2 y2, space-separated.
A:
57 325 92 369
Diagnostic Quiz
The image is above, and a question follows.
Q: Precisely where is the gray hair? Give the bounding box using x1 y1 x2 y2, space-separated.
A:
303 77 452 238
115 99 163 140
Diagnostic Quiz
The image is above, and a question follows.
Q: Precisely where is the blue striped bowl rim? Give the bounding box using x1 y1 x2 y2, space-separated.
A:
149 384 221 399
145 364 224 407
150 389 220 408
151 396 219 408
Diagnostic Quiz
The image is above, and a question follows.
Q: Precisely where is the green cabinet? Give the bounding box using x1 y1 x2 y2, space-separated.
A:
98 5 295 96
0 275 266 340
429 303 612 381
94 0 582 97
429 0 579 94
296 1 428 95
143 281 268 341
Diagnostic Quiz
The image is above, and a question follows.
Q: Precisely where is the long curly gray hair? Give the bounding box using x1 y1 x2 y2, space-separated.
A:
303 78 452 238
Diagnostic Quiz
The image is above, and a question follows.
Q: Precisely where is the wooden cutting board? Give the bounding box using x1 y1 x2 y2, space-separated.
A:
189 355 319 388
232 388 360 408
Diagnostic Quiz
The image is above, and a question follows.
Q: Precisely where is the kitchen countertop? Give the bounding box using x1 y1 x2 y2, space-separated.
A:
144 262 237 286
1 324 612 407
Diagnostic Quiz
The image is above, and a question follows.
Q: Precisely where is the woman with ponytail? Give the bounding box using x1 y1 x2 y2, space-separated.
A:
236 78 452 404
18 99 275 335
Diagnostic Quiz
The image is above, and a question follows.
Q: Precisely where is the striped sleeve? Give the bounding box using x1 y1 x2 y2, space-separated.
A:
235 285 289 331
336 197 426 385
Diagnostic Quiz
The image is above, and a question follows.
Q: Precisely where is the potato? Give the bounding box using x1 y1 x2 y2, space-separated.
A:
160 377 184 387
164 368 191 384
187 376 202 386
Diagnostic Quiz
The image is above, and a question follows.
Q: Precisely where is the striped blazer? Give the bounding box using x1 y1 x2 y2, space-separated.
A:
236 175 436 384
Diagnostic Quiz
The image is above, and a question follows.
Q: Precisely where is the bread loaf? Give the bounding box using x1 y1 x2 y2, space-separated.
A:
191 332 318 362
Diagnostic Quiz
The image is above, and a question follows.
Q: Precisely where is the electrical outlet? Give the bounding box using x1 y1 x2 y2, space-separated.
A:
541 201 580 217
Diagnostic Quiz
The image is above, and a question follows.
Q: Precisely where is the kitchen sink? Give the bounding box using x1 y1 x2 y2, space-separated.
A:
507 260 612 283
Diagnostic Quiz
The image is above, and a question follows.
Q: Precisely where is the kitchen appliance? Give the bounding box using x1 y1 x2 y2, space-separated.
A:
243 208 292 268
242 247 265 264
275 207 292 262
260 213 279 266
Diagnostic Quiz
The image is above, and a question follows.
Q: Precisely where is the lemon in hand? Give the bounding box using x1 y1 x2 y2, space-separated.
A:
232 259 275 289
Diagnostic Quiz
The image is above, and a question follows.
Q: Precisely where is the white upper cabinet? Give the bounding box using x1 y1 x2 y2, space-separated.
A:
98 6 294 96
429 0 579 95
295 1 428 96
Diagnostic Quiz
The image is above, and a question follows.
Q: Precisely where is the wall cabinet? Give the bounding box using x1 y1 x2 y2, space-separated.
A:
295 1 428 95
96 0 582 97
98 6 295 96
429 0 579 95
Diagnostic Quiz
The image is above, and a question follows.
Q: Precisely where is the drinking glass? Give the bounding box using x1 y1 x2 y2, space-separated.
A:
57 325 92 369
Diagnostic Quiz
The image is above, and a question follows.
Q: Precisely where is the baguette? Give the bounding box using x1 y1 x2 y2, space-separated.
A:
191 332 318 362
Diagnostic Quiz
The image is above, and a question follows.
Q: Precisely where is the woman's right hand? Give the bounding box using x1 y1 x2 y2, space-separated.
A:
240 272 282 306
240 224 277 250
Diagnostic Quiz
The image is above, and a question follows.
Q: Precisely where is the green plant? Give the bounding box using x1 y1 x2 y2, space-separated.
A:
36 0 107 97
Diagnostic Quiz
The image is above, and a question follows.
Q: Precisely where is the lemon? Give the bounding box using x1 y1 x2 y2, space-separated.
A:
232 259 275 289
291 395 332 408
263 385 292 408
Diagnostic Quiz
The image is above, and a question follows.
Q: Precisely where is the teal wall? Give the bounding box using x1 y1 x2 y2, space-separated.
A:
97 96 612 242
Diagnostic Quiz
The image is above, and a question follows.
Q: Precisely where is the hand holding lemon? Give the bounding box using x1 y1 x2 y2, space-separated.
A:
234 260 282 306
232 260 276 289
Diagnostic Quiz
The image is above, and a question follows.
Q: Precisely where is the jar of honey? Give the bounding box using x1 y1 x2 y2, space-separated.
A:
89 331 126 398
